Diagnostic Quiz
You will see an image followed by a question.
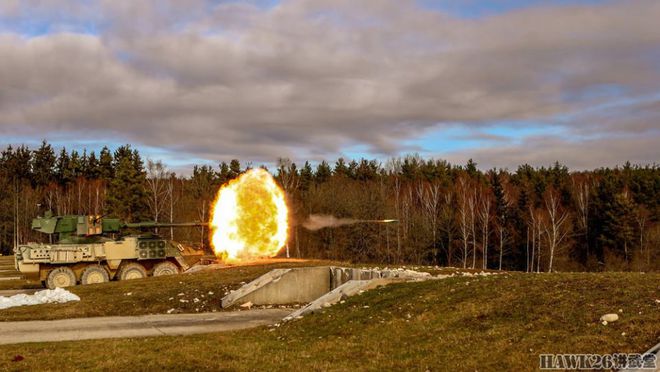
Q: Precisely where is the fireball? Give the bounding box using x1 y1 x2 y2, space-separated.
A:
210 168 288 261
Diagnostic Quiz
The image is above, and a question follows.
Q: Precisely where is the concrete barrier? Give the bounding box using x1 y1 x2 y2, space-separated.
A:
221 266 432 309
222 267 331 308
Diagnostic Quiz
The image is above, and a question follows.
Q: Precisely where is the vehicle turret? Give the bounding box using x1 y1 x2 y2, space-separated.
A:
30 212 207 243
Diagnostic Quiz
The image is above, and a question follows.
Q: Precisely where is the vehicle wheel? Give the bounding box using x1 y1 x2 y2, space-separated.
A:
46 267 77 289
152 261 179 277
81 265 109 285
118 262 147 281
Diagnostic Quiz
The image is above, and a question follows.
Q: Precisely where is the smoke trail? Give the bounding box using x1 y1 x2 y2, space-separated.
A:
301 214 398 230
302 214 360 231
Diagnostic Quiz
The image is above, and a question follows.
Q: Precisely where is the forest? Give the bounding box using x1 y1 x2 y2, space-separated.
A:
0 141 657 272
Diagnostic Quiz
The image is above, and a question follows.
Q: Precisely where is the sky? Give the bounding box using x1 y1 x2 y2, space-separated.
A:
0 0 658 174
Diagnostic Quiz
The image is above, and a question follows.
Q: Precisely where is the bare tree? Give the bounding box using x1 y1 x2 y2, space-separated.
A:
478 187 492 270
525 225 530 272
403 186 416 262
198 200 207 249
92 179 105 215
417 181 441 264
166 175 180 240
536 210 545 273
495 214 511 271
393 176 403 262
440 189 454 266
469 191 477 269
572 175 591 257
456 176 474 269
634 205 650 267
76 177 85 214
528 205 544 272
543 190 571 272
277 158 300 258
146 160 171 225
276 158 300 193
495 182 513 271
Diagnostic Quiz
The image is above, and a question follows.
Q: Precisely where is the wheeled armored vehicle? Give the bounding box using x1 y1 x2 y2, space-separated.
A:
14 213 206 289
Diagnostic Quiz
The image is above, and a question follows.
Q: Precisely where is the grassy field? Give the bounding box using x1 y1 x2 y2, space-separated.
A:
0 259 351 321
0 257 463 321
0 270 657 371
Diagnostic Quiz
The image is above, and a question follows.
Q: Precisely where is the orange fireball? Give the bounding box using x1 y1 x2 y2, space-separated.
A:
210 168 288 261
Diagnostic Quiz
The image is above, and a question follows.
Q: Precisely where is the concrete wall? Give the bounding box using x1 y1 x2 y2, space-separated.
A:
221 266 432 308
222 266 331 307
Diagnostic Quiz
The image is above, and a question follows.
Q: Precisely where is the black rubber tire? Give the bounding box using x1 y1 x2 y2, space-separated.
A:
117 262 147 281
80 264 110 285
46 267 77 289
152 261 179 277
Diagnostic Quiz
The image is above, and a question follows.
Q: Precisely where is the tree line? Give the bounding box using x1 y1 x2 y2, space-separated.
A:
0 141 657 272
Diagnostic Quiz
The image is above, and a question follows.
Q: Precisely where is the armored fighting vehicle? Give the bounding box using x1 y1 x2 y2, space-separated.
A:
14 213 207 289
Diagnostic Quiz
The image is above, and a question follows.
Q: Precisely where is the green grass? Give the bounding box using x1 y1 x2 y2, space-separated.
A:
0 259 460 321
0 271 657 371
0 259 345 321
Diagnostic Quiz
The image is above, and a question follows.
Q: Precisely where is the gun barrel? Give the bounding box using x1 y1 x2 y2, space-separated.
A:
123 222 208 229
359 219 399 223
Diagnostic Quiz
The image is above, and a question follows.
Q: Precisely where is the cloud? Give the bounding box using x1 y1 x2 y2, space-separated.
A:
443 135 660 170
0 0 658 168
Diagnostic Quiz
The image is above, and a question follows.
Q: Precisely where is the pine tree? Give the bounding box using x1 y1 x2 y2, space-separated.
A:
86 151 100 179
55 148 72 185
299 161 313 191
98 146 114 180
334 158 348 177
315 161 332 183
32 141 56 187
69 150 82 180
465 159 479 178
218 162 230 184
106 145 148 222
228 159 241 180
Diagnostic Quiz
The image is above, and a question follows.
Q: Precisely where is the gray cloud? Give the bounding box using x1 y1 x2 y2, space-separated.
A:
0 0 658 168
443 135 660 170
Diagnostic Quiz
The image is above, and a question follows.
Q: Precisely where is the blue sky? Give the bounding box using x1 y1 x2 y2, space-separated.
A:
0 0 658 173
418 0 609 18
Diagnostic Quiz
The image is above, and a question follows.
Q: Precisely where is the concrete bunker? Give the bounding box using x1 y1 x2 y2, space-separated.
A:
221 266 433 319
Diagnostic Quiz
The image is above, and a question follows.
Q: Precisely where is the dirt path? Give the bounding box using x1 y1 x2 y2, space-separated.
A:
0 309 291 345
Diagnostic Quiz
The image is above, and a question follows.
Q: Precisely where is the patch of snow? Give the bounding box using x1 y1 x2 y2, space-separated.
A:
0 288 80 310
240 301 253 309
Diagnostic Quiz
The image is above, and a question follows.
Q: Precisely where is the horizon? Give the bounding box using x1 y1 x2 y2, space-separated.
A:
1 140 658 178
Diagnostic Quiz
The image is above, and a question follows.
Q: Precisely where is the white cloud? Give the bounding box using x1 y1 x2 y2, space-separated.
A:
0 0 658 167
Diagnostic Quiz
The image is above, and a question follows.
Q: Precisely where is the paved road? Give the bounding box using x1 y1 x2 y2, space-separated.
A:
0 309 291 345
